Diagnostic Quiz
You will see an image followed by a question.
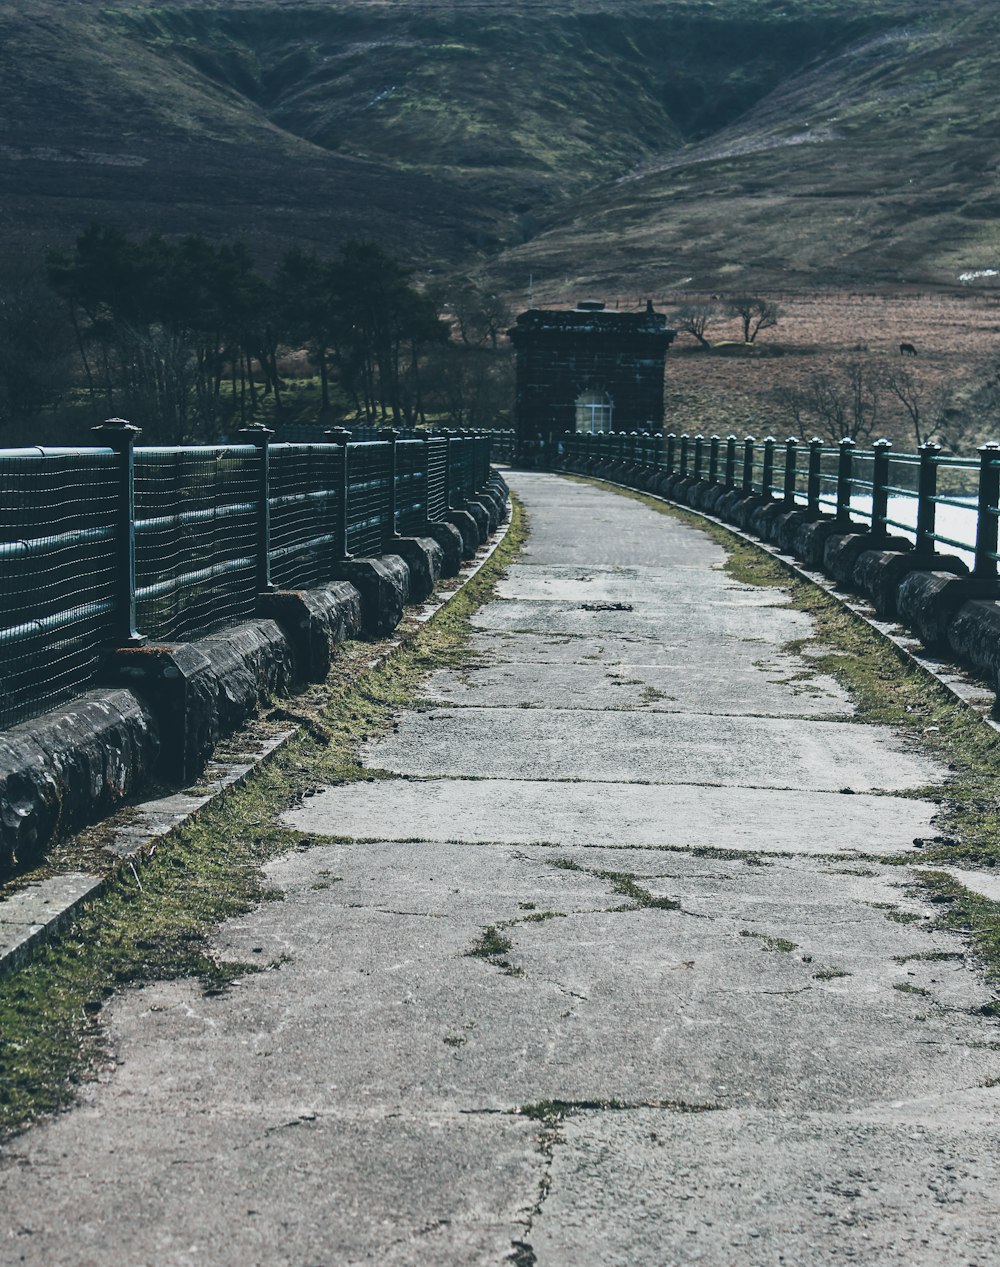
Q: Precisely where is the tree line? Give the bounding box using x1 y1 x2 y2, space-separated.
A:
0 224 513 443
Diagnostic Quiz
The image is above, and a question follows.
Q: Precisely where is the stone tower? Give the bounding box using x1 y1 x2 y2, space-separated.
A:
508 301 675 464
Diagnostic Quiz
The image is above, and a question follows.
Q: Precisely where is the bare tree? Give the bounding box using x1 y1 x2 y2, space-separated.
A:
773 360 880 444
881 366 948 449
672 302 721 348
448 285 511 350
727 295 782 343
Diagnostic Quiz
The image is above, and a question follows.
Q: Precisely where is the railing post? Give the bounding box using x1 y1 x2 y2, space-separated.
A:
973 442 1000 578
326 426 353 558
725 435 737 489
679 434 690 477
871 438 892 543
836 437 855 524
807 437 823 515
379 425 398 545
742 436 756 493
915 441 940 555
237 422 276 593
666 433 677 474
92 417 145 646
708 435 720 485
694 434 704 480
782 437 798 507
761 436 776 500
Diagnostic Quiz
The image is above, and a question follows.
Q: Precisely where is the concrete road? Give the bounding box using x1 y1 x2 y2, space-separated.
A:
3 472 999 1267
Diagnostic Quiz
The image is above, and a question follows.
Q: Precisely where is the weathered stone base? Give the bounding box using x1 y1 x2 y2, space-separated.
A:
384 537 444 604
0 690 158 872
327 556 411 639
897 572 1000 650
104 621 295 785
260 583 364 682
425 522 464 577
445 509 482 558
853 551 967 619
947 600 1000 691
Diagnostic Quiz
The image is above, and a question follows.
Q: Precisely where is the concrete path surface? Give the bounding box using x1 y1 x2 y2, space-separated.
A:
3 472 1000 1266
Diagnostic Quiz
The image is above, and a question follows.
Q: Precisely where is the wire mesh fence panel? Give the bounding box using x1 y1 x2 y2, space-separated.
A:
346 442 391 556
463 439 477 500
134 446 259 642
396 440 428 536
0 449 120 728
269 444 343 590
817 447 841 514
448 438 469 508
426 437 448 522
476 436 491 486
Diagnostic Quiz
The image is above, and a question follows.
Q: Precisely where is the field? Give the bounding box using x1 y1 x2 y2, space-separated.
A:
635 290 1000 447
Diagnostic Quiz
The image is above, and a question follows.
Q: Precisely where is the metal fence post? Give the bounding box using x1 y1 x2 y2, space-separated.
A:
973 442 1000 578
915 441 940 555
708 436 720 485
871 438 892 542
326 426 353 558
679 434 690 477
761 437 776 500
782 437 798 507
666 433 677 475
725 435 737 489
742 437 756 493
807 438 823 515
836 437 855 524
237 423 275 593
694 434 704 480
92 417 145 646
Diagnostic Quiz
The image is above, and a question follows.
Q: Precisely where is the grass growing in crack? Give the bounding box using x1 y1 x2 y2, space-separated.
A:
468 926 514 959
0 498 528 1139
894 981 932 997
549 856 680 911
466 925 524 977
813 967 851 981
740 930 798 952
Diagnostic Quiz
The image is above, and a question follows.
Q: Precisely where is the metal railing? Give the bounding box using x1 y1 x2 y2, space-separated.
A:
555 428 999 572
0 424 503 730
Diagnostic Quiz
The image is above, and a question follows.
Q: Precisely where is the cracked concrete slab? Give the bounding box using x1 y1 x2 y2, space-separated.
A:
288 778 932 855
3 469 997 1267
421 656 853 716
366 707 939 791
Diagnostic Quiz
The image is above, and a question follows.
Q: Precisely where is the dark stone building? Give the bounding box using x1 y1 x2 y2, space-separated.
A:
509 301 675 463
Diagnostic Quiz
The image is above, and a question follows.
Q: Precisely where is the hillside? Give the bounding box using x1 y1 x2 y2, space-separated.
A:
490 4 1000 299
0 0 996 294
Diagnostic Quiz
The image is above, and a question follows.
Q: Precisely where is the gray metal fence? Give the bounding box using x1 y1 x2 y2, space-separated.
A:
0 425 504 730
